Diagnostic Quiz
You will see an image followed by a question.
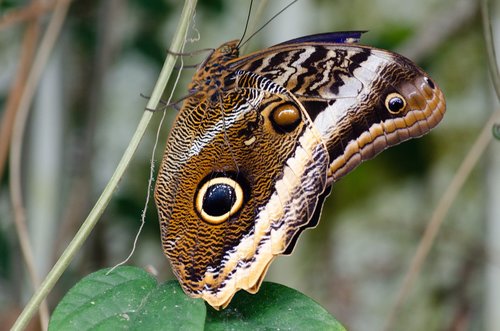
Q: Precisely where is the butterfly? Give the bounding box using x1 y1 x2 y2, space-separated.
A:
154 31 446 309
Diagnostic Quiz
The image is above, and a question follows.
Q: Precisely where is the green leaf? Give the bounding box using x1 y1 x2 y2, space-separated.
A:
50 267 344 330
49 266 205 331
132 281 206 330
205 282 346 331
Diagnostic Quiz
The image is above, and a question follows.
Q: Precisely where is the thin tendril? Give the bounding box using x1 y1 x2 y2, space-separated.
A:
107 15 190 274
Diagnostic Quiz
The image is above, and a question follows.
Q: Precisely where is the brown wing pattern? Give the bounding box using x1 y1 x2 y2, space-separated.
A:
155 59 330 308
155 37 445 310
232 43 445 183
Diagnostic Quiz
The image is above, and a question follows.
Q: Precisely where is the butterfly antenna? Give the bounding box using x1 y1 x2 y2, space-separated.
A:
236 0 254 49
239 0 298 49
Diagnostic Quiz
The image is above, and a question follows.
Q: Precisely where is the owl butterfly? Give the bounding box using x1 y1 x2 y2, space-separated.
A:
154 31 446 309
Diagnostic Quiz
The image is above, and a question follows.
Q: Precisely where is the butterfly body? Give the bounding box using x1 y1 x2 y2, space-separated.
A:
154 32 445 309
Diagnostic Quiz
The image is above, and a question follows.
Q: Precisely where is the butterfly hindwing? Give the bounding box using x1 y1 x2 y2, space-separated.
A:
155 67 329 308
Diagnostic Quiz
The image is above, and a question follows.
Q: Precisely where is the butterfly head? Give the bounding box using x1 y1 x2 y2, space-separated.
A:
189 40 241 99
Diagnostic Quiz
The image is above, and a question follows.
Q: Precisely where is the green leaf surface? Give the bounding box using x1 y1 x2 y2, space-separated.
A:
49 266 205 331
50 267 345 331
132 281 206 330
206 282 346 331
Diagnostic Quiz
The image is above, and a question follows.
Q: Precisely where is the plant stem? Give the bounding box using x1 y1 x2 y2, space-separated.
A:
10 0 198 330
9 1 70 330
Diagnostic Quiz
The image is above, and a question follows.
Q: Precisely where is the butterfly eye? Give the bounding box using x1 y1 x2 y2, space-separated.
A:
385 93 407 114
196 177 244 225
221 45 232 54
270 103 301 133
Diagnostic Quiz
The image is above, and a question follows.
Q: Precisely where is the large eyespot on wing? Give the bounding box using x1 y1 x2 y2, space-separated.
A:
269 102 302 133
195 175 246 225
385 92 406 114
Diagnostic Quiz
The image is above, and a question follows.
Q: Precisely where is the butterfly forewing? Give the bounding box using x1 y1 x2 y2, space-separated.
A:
231 40 445 183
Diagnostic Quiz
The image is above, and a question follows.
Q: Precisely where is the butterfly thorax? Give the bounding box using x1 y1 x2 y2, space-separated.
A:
188 40 240 101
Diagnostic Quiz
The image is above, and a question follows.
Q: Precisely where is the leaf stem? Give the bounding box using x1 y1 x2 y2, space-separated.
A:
10 1 198 330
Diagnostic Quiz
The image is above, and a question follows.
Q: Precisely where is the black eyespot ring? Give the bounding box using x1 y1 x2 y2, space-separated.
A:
195 177 244 225
385 93 407 114
270 103 302 133
424 77 435 89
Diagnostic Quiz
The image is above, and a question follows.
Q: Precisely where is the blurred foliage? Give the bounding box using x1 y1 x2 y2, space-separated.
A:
0 228 9 279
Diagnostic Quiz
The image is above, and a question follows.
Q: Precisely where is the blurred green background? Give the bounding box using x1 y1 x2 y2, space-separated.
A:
0 0 499 330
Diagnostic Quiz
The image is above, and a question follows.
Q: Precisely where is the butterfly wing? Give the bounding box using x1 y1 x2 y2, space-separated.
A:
155 34 446 310
231 36 446 183
275 31 365 45
155 75 329 309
